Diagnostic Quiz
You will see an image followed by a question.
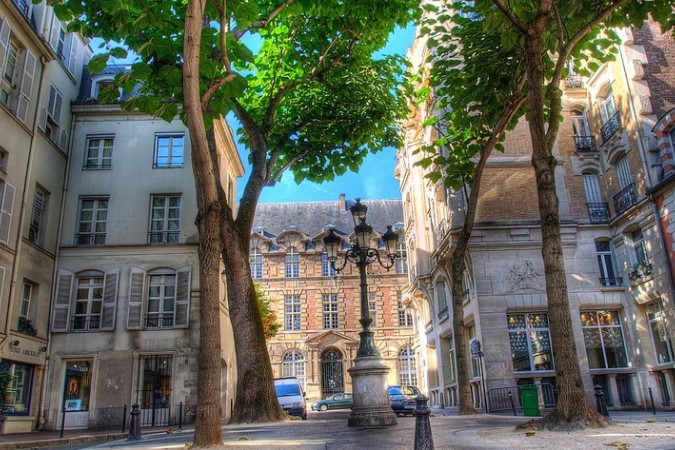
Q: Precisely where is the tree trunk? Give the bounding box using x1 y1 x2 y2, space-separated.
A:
185 0 225 445
451 256 476 415
224 225 286 423
524 33 608 428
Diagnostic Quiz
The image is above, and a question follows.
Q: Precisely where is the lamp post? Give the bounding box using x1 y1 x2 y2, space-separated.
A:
323 198 399 427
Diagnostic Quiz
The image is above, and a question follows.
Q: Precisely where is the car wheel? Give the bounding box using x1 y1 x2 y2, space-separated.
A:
320 404 328 411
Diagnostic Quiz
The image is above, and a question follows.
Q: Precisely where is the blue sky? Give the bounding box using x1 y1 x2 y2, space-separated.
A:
236 24 416 203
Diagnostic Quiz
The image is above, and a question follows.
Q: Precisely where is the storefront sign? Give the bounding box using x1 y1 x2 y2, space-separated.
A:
6 340 45 364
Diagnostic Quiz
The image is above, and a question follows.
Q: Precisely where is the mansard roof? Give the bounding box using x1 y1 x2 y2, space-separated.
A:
251 197 404 240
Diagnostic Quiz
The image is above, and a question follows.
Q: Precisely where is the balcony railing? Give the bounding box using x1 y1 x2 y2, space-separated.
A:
145 314 174 330
563 75 584 89
628 261 652 281
587 203 610 223
71 316 101 332
76 233 107 246
613 183 636 215
601 112 621 142
574 135 597 153
148 231 180 245
599 277 623 287
12 0 31 17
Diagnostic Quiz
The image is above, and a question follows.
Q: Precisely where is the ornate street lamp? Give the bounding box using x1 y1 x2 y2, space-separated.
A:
323 198 399 427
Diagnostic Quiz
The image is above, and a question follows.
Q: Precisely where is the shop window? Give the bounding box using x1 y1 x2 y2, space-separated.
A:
1 361 33 415
63 361 91 411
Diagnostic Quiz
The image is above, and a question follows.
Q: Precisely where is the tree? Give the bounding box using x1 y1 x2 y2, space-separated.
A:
255 283 280 339
421 0 673 428
415 0 527 414
51 0 419 445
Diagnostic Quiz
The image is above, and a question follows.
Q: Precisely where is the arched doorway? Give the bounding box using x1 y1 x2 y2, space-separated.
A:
321 348 344 397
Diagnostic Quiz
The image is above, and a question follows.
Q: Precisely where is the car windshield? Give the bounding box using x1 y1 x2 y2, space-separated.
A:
402 386 421 396
275 384 301 397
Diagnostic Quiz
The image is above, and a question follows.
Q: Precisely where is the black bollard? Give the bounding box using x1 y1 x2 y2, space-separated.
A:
508 391 517 416
594 385 609 418
648 388 656 415
128 403 141 441
414 395 434 450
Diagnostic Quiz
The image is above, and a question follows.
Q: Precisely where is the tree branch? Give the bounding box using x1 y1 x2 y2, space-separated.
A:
201 73 238 109
232 0 296 40
492 0 528 34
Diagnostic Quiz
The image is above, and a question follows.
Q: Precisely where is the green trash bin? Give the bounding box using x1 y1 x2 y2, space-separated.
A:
520 385 540 417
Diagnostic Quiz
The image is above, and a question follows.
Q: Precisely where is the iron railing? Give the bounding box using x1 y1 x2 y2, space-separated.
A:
148 231 179 245
587 203 610 223
574 135 597 153
144 314 174 330
613 183 636 215
487 383 557 413
71 316 101 332
599 277 623 287
76 233 107 246
601 112 621 142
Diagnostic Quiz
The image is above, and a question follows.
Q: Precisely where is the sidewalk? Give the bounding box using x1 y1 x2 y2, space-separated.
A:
0 409 672 450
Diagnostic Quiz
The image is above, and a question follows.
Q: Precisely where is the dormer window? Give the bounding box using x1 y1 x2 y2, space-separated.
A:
90 76 120 101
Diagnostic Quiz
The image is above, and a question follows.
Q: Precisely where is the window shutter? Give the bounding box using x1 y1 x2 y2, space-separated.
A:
0 266 5 302
50 87 63 124
100 268 119 330
38 107 47 131
127 267 145 330
48 14 60 51
52 270 73 332
0 19 10 78
66 35 78 75
174 266 191 328
0 182 15 245
58 128 68 150
16 50 37 124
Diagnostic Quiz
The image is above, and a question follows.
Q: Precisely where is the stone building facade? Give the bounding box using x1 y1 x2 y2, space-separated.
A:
399 20 675 413
0 0 91 434
40 67 243 430
251 195 416 404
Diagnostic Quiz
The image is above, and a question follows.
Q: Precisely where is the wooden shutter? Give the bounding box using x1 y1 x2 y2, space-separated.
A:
48 14 60 51
127 267 145 329
58 128 69 150
0 19 10 79
174 266 191 328
0 266 5 303
52 270 73 332
0 182 15 245
100 268 119 331
66 35 78 75
16 50 37 124
47 85 62 124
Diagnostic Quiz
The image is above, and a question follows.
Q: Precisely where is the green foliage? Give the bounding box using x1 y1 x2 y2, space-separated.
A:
49 0 421 185
254 283 280 338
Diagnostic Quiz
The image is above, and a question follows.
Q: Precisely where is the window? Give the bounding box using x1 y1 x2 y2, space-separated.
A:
73 274 103 331
19 281 32 319
285 247 299 278
322 293 339 329
627 229 651 281
281 350 305 390
507 313 554 372
616 156 632 190
397 346 417 386
154 134 184 168
321 252 336 277
580 310 628 369
76 198 108 246
0 361 32 415
149 195 180 245
646 303 674 364
249 247 263 279
571 109 594 152
600 87 620 141
284 295 301 331
436 281 448 317
0 182 16 245
52 268 119 332
18 281 37 335
64 361 91 412
1 40 17 107
584 174 609 223
397 292 413 327
0 18 36 124
447 337 457 383
28 187 48 245
41 84 67 149
395 241 408 274
139 355 172 411
596 240 620 287
368 295 377 327
84 136 114 169
127 267 191 330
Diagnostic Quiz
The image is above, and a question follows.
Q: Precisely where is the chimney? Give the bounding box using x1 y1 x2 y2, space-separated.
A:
339 193 346 211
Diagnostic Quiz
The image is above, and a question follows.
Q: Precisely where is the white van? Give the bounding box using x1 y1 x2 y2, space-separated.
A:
273 377 307 420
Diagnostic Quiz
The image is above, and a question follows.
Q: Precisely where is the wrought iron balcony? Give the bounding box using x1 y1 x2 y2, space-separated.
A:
148 231 180 245
601 112 621 142
599 277 623 287
71 316 101 332
587 203 610 223
12 0 31 17
628 261 652 281
563 75 584 89
613 183 636 215
574 135 597 153
144 314 174 330
76 233 107 246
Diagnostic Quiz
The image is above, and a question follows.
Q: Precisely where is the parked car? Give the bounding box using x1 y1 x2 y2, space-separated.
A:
388 385 422 415
312 393 353 411
274 377 307 420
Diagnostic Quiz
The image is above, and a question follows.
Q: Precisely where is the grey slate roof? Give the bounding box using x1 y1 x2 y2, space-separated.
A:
251 196 404 239
75 65 141 103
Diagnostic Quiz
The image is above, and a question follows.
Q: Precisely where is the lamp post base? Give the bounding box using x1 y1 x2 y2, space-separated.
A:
348 356 397 428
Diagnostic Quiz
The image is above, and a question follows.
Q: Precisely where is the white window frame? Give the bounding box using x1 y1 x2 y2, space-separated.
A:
507 312 554 372
84 136 114 169
149 194 181 245
284 295 301 331
249 247 263 279
322 293 339 329
285 247 299 278
73 273 104 331
28 187 47 245
646 302 674 365
397 346 417 386
595 240 619 287
77 197 108 246
580 310 629 369
154 133 185 168
19 281 32 319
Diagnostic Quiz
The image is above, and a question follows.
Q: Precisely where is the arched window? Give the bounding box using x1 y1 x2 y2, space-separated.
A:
249 247 263 279
282 350 305 390
571 109 595 152
397 346 417 386
285 246 299 278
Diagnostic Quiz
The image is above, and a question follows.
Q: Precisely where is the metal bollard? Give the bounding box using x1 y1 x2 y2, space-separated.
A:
508 391 517 416
594 385 609 418
414 395 434 450
128 403 141 441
